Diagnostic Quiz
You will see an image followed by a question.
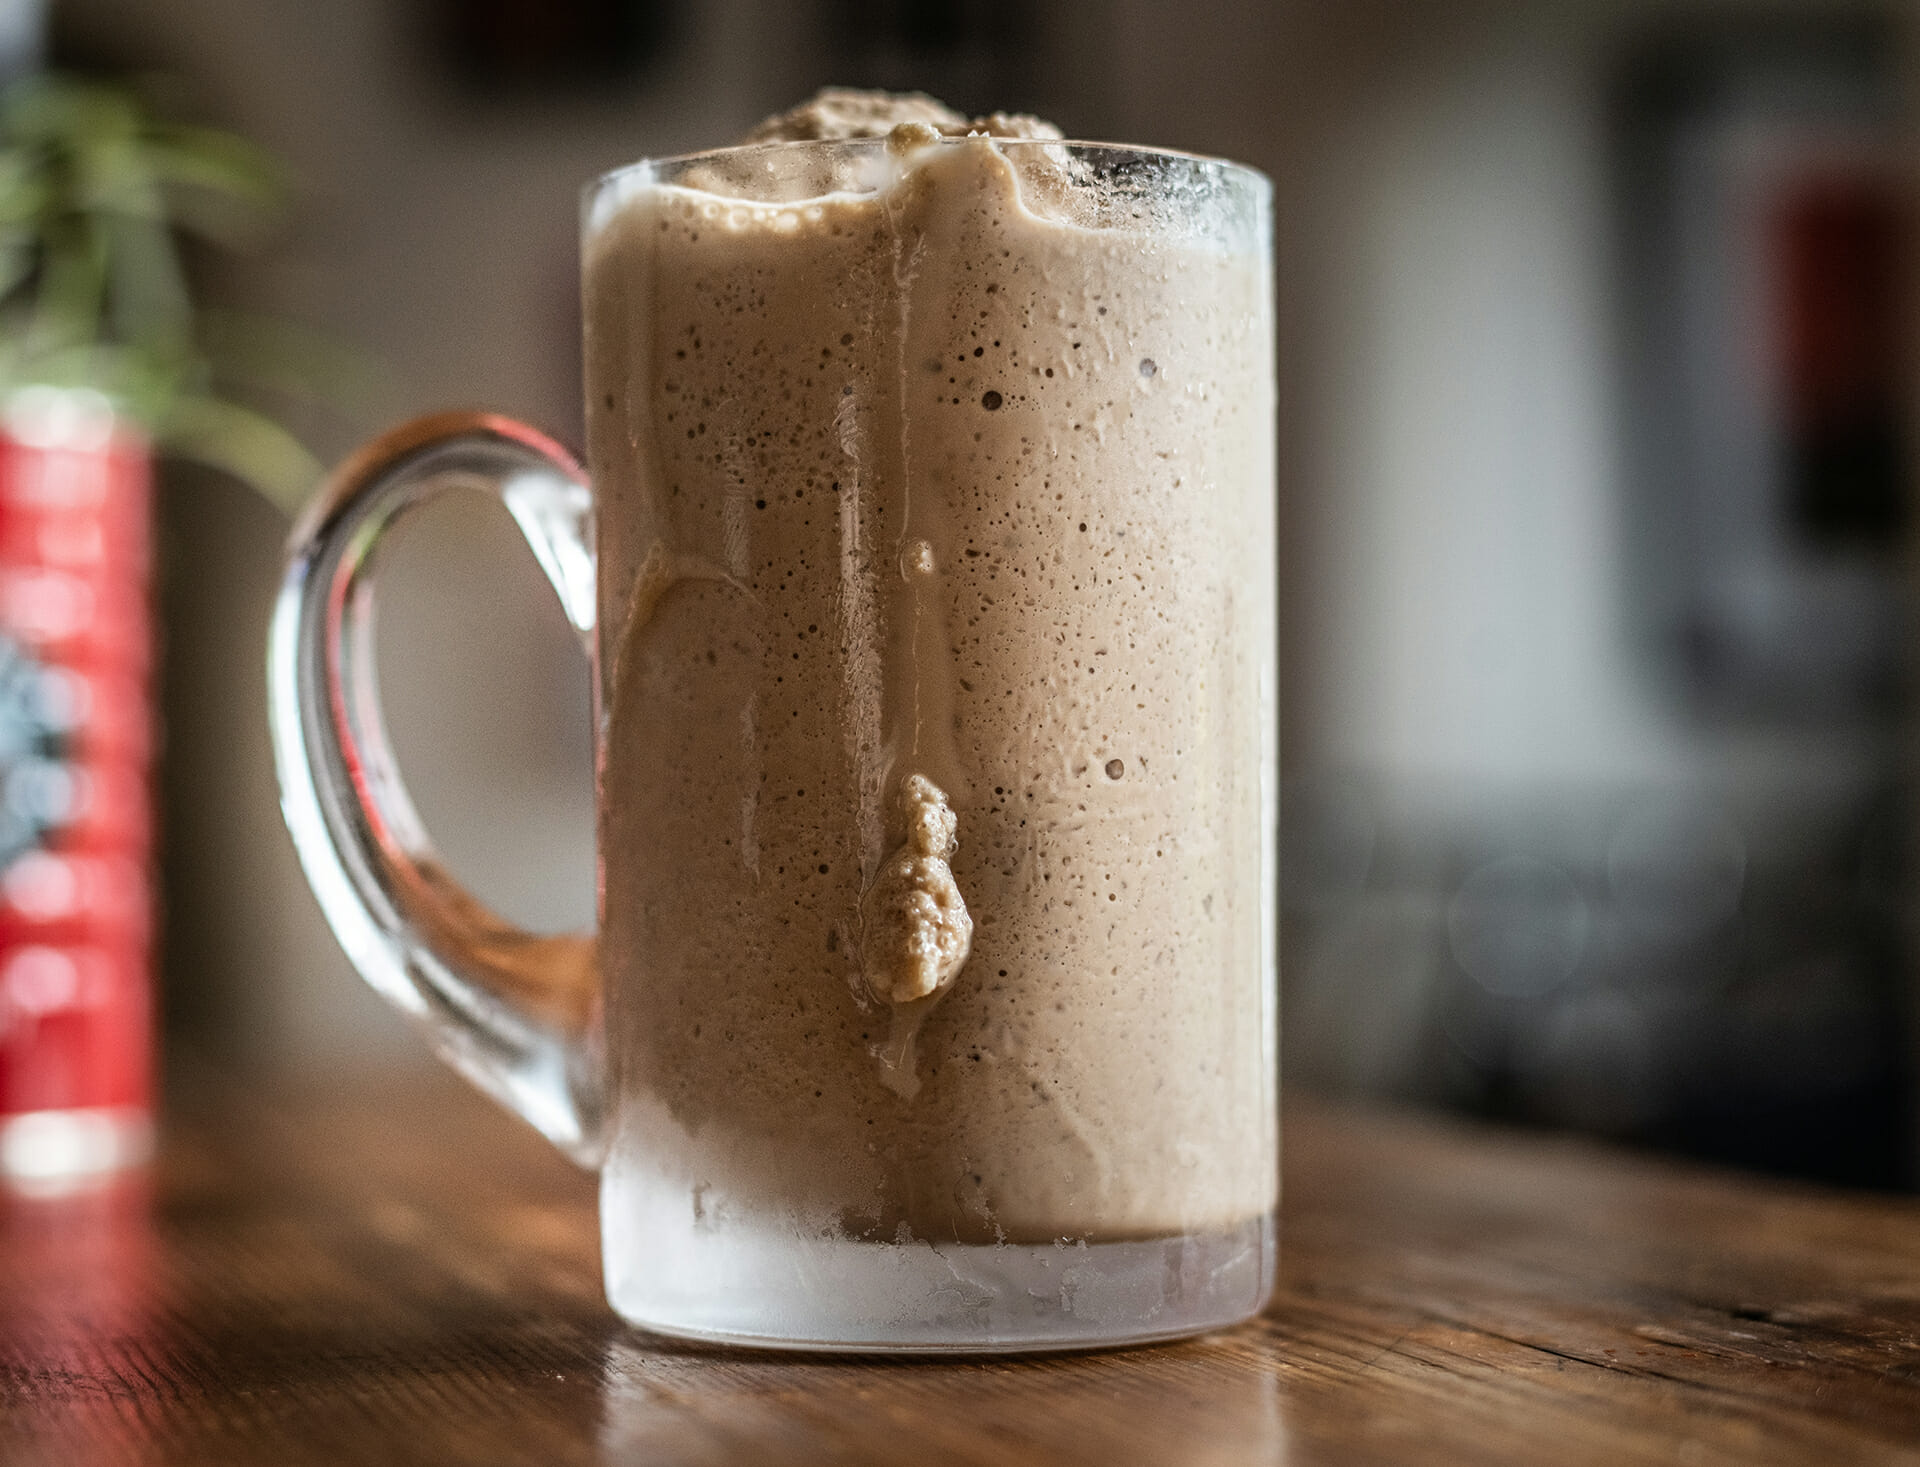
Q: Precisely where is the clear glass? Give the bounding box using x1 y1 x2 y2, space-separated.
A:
271 136 1277 1353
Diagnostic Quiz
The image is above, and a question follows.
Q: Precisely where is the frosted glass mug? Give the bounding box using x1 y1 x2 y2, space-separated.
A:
269 136 1278 1352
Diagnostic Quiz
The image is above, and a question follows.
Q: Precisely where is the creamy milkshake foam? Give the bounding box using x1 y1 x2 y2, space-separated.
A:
585 92 1276 1246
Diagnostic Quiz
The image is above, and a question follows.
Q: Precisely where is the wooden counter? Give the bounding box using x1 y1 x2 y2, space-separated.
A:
5 1069 1920 1465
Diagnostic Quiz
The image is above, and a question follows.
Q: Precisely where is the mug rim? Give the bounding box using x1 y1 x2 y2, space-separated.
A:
587 136 1271 198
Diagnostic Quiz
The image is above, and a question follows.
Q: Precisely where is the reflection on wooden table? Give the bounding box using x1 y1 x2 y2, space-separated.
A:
4 1066 1920 1466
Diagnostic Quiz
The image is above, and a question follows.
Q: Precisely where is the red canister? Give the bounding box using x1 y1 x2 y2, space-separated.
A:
0 387 152 1191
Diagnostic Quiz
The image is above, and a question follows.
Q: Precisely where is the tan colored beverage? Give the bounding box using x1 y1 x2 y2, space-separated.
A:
588 111 1276 1252
272 92 1277 1350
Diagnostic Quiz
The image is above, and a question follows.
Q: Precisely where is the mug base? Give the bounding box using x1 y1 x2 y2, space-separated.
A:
602 1207 1275 1354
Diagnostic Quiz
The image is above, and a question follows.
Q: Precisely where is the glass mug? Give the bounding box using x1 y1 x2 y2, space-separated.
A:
269 135 1277 1352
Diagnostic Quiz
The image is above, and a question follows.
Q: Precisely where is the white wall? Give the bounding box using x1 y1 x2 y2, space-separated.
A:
1301 24 1683 788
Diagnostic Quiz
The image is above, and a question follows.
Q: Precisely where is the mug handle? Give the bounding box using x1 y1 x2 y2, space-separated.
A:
267 412 604 1164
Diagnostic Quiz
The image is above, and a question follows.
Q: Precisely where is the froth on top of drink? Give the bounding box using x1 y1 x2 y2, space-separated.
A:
586 89 1262 252
739 88 1063 145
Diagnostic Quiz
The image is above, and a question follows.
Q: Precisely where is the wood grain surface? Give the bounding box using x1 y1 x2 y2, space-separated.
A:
5 1067 1920 1466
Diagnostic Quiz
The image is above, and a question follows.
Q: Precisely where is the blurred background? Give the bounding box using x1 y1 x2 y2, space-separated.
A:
17 0 1918 1186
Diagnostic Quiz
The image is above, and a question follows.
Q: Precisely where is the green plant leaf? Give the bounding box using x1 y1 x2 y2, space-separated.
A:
144 123 284 201
143 124 286 247
198 308 389 414
102 209 192 349
0 71 333 513
30 213 107 351
0 234 34 300
156 392 322 512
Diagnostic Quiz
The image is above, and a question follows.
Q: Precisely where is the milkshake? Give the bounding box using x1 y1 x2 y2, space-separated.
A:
584 92 1275 1288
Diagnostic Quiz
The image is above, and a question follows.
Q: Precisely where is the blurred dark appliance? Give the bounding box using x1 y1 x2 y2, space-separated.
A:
1282 18 1914 1193
1616 21 1907 717
1598 18 1911 1185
